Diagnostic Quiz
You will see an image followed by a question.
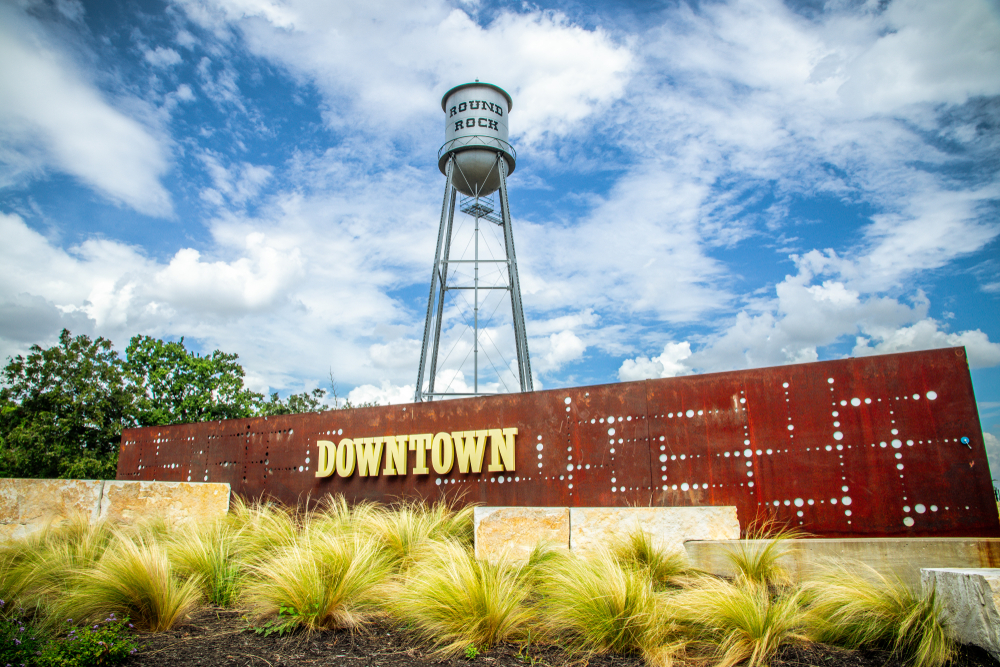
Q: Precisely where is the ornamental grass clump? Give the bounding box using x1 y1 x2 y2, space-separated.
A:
803 562 954 667
538 548 672 655
390 540 534 657
0 541 42 614
723 524 802 588
672 577 807 667
611 530 692 591
228 497 300 566
59 533 201 632
358 499 461 571
244 532 391 633
424 499 475 546
1 515 115 616
302 494 372 539
167 520 242 607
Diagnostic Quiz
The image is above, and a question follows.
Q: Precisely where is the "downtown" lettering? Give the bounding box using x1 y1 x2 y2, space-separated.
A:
314 428 517 478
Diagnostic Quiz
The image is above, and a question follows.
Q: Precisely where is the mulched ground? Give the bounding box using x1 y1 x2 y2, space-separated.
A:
126 608 1000 667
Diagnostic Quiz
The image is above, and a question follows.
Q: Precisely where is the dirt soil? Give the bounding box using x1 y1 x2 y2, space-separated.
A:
126 608 1000 667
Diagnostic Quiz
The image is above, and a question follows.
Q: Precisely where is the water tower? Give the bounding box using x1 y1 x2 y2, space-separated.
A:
414 81 533 401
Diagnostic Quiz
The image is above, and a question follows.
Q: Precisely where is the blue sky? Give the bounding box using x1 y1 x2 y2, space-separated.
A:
1 0 999 464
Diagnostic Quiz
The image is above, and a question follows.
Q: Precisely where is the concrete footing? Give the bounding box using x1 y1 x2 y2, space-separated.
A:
474 505 740 563
686 538 1000 590
0 478 231 542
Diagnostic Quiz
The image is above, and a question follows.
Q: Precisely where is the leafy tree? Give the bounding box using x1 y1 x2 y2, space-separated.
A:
1 330 373 480
0 330 134 479
124 335 263 426
259 388 330 416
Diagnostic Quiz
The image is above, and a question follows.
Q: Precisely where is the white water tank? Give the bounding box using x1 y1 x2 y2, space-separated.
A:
438 82 515 197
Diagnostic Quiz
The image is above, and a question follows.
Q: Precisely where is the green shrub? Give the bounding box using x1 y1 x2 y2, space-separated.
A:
37 614 138 667
244 532 390 632
803 562 954 667
59 534 201 632
0 601 49 667
390 540 533 657
672 577 806 667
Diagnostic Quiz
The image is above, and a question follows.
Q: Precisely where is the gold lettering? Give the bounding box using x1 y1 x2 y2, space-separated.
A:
502 428 518 471
382 435 408 475
487 428 517 472
431 432 455 474
409 433 432 474
315 440 336 477
336 437 356 477
453 430 488 473
355 437 384 477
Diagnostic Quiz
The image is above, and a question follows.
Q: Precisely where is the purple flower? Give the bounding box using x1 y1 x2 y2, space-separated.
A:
13 639 20 646
128 623 134 628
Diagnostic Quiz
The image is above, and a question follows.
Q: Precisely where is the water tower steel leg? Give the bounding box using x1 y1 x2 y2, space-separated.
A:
497 155 533 392
415 156 456 402
427 187 457 398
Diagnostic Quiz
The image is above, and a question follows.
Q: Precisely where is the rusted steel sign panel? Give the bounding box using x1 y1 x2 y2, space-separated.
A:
117 347 998 538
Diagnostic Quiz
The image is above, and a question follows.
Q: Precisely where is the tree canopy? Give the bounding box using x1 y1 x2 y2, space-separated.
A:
0 330 339 480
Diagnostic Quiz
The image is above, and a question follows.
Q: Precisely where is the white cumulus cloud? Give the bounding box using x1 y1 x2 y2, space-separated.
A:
0 4 173 216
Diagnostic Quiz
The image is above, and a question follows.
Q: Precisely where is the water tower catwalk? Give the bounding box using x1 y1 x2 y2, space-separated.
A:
415 82 532 401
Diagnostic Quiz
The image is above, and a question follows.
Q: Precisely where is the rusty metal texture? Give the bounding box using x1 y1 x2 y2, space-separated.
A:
117 347 999 538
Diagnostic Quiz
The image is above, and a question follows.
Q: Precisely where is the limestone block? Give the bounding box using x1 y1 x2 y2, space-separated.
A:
0 478 105 542
569 506 740 555
922 568 1000 660
100 480 230 526
687 538 1000 591
475 506 570 562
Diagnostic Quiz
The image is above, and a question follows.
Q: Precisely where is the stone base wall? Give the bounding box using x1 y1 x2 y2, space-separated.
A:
474 507 570 561
570 507 740 555
0 478 231 542
686 538 1000 590
474 505 740 563
922 568 1000 660
0 479 105 542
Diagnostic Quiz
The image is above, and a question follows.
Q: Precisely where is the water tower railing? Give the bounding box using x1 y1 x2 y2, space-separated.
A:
438 136 516 164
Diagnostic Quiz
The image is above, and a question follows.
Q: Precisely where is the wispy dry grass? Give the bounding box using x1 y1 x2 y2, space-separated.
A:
0 515 115 617
673 577 807 667
243 532 391 632
537 548 674 655
357 498 472 571
803 562 955 667
227 496 300 566
58 532 201 631
724 522 803 588
167 520 242 607
390 540 533 656
611 530 692 590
